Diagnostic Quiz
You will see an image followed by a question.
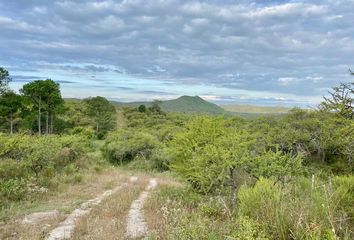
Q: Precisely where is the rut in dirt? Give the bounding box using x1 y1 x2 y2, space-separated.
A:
125 178 157 239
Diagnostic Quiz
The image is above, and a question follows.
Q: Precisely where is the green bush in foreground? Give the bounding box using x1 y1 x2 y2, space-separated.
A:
153 175 353 240
0 134 90 203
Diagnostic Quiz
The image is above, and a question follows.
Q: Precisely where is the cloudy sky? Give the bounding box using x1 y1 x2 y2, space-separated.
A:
0 0 353 106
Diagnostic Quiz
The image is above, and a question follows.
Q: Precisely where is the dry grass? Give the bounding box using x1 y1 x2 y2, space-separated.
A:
72 176 149 240
144 175 183 239
0 169 179 240
0 168 130 240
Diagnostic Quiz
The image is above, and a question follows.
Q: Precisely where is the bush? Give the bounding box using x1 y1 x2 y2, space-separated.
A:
0 134 90 202
228 216 269 240
237 176 354 239
238 178 289 238
103 129 160 165
0 158 28 181
69 126 95 139
0 178 28 201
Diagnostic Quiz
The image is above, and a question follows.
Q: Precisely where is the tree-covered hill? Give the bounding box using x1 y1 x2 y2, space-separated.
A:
161 95 225 114
111 95 226 115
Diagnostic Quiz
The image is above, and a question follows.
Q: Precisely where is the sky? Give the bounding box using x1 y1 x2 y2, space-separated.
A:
0 0 353 107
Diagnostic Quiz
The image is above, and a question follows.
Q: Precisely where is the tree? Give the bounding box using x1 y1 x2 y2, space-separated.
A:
0 67 11 94
20 79 63 135
138 104 146 113
41 80 63 134
0 91 22 134
320 70 354 119
84 96 116 138
150 100 162 114
170 116 304 209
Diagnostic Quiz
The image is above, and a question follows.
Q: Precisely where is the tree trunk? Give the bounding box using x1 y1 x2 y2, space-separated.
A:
96 111 99 134
50 113 54 134
46 111 49 135
10 112 13 134
38 97 41 136
230 167 237 210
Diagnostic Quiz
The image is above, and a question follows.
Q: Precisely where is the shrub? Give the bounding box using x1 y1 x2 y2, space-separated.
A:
0 178 28 201
238 178 290 239
227 216 269 240
0 158 28 181
103 129 160 165
0 134 90 202
237 176 354 239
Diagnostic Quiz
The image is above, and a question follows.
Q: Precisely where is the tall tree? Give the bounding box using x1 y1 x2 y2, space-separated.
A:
0 91 22 134
0 67 11 94
320 70 354 119
20 79 63 135
84 96 116 137
42 80 63 134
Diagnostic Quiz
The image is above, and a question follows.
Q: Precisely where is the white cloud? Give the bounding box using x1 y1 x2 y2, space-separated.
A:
0 0 353 106
278 77 300 86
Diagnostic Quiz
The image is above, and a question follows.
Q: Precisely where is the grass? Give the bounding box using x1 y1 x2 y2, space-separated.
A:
144 176 354 240
0 164 178 240
72 176 148 240
220 104 291 114
0 167 130 239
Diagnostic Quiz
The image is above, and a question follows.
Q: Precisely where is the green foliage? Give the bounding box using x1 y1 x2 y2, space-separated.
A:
248 150 303 182
320 80 354 119
228 216 269 240
69 126 95 139
238 178 289 238
103 129 160 165
162 95 225 115
0 67 11 94
84 96 117 138
154 175 353 240
138 104 146 112
0 134 90 202
0 178 28 201
20 79 64 135
170 116 304 193
237 176 354 239
0 91 23 134
149 100 162 114
114 95 225 115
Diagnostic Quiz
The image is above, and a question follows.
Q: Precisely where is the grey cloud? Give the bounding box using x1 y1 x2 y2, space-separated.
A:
0 0 353 104
137 90 174 95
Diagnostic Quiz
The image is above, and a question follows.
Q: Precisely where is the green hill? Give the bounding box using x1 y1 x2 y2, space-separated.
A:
161 96 225 114
112 96 225 115
66 97 290 117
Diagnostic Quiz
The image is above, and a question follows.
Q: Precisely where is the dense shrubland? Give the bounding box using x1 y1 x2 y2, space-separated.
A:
0 134 91 204
102 106 186 171
0 67 117 209
1 66 353 238
100 102 353 238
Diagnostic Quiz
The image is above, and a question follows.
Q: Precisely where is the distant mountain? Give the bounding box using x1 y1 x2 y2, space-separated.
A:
162 96 225 115
65 96 290 116
112 96 225 115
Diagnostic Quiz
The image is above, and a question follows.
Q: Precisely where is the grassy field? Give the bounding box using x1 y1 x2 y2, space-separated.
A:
220 104 291 114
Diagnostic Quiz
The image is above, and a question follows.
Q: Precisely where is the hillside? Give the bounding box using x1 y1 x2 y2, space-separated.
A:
112 96 225 115
161 96 225 114
221 104 291 114
65 97 291 116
